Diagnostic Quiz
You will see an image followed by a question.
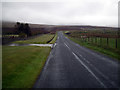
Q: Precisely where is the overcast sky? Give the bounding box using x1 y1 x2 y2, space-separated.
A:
1 0 119 27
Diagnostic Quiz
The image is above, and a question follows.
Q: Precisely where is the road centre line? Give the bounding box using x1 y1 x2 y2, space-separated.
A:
64 43 70 50
64 32 116 87
82 56 117 87
63 33 116 87
77 52 117 87
72 52 106 88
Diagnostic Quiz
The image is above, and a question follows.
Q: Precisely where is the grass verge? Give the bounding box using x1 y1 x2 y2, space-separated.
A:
49 33 58 44
13 34 54 44
67 36 120 60
2 46 51 88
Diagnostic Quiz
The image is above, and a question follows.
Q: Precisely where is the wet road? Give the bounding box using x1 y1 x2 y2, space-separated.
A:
33 31 119 88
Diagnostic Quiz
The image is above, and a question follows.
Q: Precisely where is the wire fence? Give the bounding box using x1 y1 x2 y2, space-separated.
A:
68 30 120 50
80 37 120 49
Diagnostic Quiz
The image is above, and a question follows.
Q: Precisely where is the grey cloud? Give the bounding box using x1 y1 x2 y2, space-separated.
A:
2 0 118 27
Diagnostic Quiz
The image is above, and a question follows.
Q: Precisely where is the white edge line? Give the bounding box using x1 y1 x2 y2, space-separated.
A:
45 51 53 69
54 43 56 47
72 52 106 88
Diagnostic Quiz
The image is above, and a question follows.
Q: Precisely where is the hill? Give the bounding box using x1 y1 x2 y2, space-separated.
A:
2 21 118 35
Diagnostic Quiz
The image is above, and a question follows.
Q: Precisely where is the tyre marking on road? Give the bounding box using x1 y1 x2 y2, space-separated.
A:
78 53 117 87
79 54 117 87
76 44 79 46
63 32 117 87
64 43 70 50
72 52 106 88
76 46 116 66
79 54 83 57
86 60 90 63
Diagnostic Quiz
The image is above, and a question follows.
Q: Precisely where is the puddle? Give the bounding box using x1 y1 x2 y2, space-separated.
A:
8 43 53 47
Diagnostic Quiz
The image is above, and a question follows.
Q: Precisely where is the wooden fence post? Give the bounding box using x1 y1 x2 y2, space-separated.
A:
100 37 102 46
85 37 86 42
80 37 82 42
88 37 89 42
95 37 97 44
91 37 93 44
107 37 109 46
116 38 117 48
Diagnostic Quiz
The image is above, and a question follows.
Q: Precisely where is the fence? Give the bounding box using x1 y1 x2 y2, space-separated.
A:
80 36 120 49
69 30 120 50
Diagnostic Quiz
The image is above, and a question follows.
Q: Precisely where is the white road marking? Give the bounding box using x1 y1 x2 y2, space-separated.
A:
72 52 106 88
83 56 117 87
63 32 117 87
45 52 53 69
54 43 57 47
79 54 83 57
9 43 53 47
45 57 50 69
74 41 117 66
78 53 117 87
64 43 70 50
86 60 90 64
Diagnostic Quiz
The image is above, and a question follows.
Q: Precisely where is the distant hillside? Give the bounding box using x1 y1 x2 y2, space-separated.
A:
2 21 118 35
2 21 52 35
2 21 52 28
2 21 15 28
55 25 118 31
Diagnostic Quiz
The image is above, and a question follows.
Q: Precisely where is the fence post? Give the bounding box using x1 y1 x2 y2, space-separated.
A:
85 37 86 42
95 37 97 44
91 37 93 44
80 37 82 42
81 37 83 42
83 37 84 42
107 37 109 46
88 37 89 42
100 37 102 46
116 38 117 48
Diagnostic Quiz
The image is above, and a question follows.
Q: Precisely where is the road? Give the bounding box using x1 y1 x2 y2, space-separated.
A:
33 31 119 88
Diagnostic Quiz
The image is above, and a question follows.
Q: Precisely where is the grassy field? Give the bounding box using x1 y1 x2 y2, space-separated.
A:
85 37 120 49
65 31 120 60
2 46 51 88
13 34 55 44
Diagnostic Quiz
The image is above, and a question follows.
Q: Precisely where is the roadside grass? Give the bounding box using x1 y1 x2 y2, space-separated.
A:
49 33 57 44
86 37 120 49
64 31 70 34
3 35 19 37
2 46 51 88
13 34 55 44
67 36 120 60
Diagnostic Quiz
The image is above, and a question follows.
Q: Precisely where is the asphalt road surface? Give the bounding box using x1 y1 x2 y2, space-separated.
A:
33 31 119 88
